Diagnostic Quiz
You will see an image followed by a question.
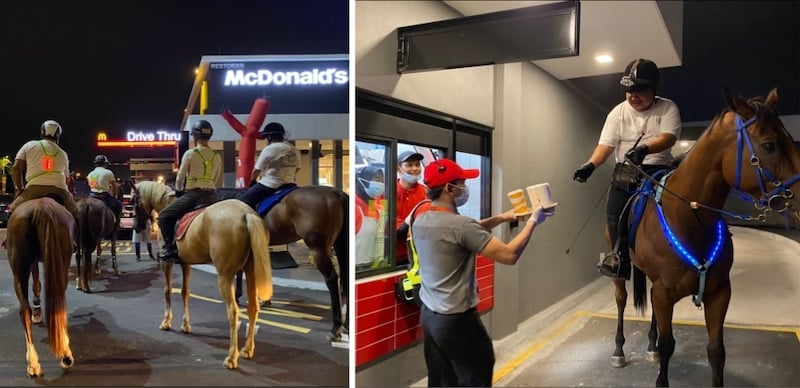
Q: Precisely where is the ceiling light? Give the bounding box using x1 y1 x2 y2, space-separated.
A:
594 54 613 64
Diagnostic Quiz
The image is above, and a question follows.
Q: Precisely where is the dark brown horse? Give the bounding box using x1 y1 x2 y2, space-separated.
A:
609 88 800 386
218 185 350 342
6 198 75 377
75 197 119 292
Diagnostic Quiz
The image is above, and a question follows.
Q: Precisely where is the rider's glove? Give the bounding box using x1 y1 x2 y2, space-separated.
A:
573 162 595 183
625 145 649 166
528 205 556 226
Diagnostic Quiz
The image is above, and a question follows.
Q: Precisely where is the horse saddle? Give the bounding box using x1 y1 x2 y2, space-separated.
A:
176 208 205 241
256 185 298 216
627 169 671 251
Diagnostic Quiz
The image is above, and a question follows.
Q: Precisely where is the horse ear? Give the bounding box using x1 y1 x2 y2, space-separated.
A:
723 86 745 113
765 87 779 107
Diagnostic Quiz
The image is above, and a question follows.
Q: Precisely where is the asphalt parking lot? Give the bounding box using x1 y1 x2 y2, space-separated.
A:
0 231 348 386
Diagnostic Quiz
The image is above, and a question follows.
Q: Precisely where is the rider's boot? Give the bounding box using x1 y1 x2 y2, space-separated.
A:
597 251 631 279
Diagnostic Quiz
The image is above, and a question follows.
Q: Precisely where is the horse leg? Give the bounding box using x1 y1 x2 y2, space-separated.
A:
82 247 92 293
31 263 42 325
611 278 628 367
241 258 258 360
13 267 41 377
646 288 660 362
111 236 120 275
309 245 343 341
180 263 193 334
217 268 241 369
651 284 676 387
703 280 731 387
94 241 102 275
159 261 174 331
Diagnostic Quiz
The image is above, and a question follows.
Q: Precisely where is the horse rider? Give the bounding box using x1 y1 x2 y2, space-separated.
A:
572 58 682 278
237 122 301 211
157 119 221 262
8 119 80 221
87 154 122 226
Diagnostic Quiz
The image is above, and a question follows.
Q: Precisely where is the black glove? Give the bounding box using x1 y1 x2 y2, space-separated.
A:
573 162 595 183
625 145 649 166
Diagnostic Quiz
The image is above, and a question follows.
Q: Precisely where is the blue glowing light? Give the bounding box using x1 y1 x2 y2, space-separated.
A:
656 205 725 270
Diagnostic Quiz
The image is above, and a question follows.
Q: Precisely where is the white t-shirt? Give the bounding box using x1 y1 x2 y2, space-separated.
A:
15 139 69 190
255 141 300 188
87 166 116 193
355 206 378 267
598 97 682 165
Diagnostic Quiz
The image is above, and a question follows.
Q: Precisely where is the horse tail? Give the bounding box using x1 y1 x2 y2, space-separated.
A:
246 212 273 303
35 204 71 357
632 265 648 316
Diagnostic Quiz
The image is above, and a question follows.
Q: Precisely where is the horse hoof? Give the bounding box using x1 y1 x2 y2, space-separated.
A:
223 356 238 370
611 356 627 368
60 355 74 368
326 332 342 342
27 364 42 377
114 269 121 276
646 351 660 362
159 323 171 331
94 269 101 275
31 312 42 325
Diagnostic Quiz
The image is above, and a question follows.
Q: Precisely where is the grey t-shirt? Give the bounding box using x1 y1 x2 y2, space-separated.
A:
413 209 493 314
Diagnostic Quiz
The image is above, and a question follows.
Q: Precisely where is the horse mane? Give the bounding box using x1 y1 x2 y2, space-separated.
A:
135 181 174 213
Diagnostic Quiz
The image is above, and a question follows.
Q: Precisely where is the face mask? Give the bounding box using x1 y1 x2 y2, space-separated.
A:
360 178 385 198
450 184 470 207
400 172 419 184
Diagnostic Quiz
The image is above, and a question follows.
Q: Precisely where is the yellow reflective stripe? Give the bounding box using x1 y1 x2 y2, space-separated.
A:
186 148 217 183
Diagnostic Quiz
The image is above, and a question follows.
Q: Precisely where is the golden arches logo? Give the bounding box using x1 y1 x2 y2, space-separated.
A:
97 132 108 141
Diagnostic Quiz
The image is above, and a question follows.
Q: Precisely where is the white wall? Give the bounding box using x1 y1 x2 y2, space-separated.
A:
356 1 494 125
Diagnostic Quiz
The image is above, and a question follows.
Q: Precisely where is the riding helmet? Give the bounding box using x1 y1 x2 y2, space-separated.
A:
191 120 213 139
259 122 286 140
620 58 660 92
40 119 62 138
94 154 110 166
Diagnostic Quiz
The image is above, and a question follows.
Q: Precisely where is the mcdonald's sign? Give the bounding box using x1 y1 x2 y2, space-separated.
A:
97 132 108 141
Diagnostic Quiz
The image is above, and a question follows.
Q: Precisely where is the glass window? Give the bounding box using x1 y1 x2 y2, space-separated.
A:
355 140 390 273
454 151 485 220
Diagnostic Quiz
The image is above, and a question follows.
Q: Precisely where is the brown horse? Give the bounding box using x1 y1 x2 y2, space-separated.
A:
609 88 800 386
132 181 273 369
217 185 349 342
74 197 119 292
6 198 75 377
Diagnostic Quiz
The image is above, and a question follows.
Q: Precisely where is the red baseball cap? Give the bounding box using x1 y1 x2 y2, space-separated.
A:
423 158 479 188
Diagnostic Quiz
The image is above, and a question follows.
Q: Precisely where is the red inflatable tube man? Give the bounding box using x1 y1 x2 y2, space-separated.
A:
220 98 270 188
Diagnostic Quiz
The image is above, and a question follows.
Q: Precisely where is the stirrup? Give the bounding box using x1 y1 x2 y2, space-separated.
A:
597 252 630 279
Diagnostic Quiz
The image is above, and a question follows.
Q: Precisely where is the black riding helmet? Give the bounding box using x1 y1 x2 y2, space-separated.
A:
94 154 109 166
191 120 213 140
259 122 285 141
620 58 660 93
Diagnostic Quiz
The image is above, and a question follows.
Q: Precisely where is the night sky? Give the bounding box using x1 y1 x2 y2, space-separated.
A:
0 0 348 177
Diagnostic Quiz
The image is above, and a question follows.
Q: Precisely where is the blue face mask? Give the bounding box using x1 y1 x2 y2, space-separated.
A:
400 172 419 184
450 184 470 207
360 178 385 199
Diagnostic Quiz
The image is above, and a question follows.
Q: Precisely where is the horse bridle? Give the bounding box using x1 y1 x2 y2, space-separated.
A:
731 104 800 219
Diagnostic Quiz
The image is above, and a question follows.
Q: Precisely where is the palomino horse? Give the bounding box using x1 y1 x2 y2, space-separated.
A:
6 198 75 377
609 88 800 386
74 197 119 292
218 185 349 341
132 181 273 369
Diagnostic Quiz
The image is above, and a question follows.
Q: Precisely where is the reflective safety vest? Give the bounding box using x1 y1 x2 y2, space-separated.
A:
185 148 218 184
27 141 62 183
394 199 431 305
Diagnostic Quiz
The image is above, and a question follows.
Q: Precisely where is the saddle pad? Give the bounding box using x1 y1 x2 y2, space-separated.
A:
176 208 204 241
256 185 298 216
